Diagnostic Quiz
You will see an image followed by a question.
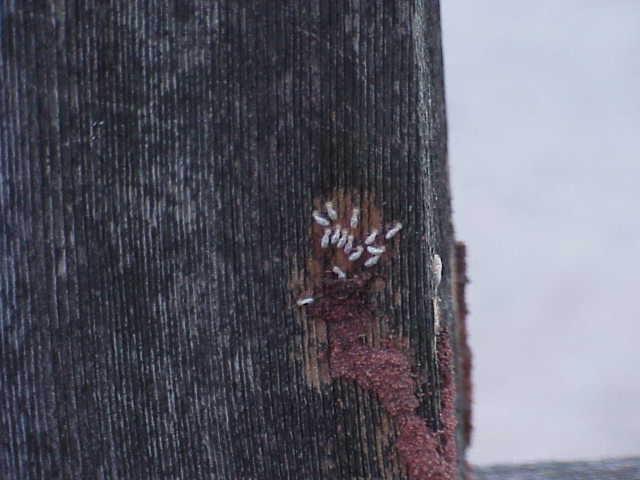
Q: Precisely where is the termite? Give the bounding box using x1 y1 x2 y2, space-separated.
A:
344 235 354 253
325 202 338 221
348 246 364 261
337 230 348 249
364 230 378 245
366 245 386 255
364 255 381 267
296 297 315 306
350 208 360 228
385 222 403 240
321 228 331 248
313 211 331 227
332 266 347 279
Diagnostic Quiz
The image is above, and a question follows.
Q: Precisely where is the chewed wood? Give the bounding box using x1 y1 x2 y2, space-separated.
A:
296 199 458 479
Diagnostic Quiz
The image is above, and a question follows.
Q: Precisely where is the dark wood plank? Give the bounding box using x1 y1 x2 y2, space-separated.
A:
0 1 463 478
475 458 640 480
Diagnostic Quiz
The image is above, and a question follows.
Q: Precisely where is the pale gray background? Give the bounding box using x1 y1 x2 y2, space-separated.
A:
441 0 640 466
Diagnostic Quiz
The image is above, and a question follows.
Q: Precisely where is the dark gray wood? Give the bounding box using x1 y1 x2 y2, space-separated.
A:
0 1 461 478
476 457 640 480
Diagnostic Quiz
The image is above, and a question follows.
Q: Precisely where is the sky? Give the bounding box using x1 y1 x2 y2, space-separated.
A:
440 0 640 466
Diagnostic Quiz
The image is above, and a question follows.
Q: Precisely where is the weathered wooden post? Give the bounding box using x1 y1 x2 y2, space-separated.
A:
0 1 470 478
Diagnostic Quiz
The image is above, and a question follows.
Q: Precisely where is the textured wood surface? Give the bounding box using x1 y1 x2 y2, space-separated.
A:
0 1 459 478
476 457 640 480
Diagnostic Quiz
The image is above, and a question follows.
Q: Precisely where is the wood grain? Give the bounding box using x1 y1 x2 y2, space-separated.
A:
0 1 461 478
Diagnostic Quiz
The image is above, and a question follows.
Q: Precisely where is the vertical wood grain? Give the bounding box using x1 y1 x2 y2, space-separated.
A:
0 1 461 478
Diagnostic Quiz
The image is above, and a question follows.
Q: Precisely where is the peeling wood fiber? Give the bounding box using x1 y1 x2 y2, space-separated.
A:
0 1 461 478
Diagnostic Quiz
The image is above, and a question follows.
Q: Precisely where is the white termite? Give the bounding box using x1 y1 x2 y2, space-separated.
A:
332 266 346 279
366 245 386 256
350 208 360 228
364 255 381 268
364 229 378 245
330 225 342 245
312 211 330 227
348 246 364 261
325 201 338 221
320 228 331 248
337 230 348 248
296 297 315 306
344 235 354 253
385 222 403 240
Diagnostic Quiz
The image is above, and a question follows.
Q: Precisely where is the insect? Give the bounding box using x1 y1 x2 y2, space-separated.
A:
321 228 331 248
313 211 331 226
348 246 364 261
325 201 338 221
336 230 347 248
332 266 347 279
331 225 342 245
364 230 378 245
298 201 403 307
385 222 403 240
366 245 385 255
350 208 360 228
344 235 354 254
364 255 381 267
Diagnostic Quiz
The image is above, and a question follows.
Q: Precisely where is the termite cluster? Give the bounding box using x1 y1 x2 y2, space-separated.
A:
297 201 402 306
